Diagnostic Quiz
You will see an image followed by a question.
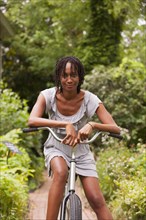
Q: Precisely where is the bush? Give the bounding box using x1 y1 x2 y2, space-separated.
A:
110 177 146 220
0 129 34 220
83 58 146 144
0 82 44 189
0 82 28 136
19 131 45 190
96 142 146 219
0 172 28 220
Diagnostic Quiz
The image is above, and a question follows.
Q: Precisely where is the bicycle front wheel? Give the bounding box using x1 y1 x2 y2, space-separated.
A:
66 193 82 220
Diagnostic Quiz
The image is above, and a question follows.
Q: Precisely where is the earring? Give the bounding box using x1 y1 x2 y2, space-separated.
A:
59 85 63 92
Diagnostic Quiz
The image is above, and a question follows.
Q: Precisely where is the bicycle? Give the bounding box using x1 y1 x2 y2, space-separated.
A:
23 126 122 220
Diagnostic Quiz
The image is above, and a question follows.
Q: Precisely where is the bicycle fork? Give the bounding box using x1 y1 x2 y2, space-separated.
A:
60 148 77 219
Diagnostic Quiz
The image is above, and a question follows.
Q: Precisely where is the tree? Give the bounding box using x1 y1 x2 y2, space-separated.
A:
120 0 146 65
1 0 145 108
1 0 89 108
76 0 125 71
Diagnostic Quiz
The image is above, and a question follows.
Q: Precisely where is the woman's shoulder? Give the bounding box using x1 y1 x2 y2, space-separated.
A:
81 90 102 118
40 87 57 112
82 89 98 99
40 87 57 104
82 89 102 105
41 87 57 94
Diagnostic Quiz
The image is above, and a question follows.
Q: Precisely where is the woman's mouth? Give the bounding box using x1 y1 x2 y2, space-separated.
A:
66 85 73 88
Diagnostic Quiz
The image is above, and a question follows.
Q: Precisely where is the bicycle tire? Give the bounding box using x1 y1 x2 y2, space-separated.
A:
66 193 82 220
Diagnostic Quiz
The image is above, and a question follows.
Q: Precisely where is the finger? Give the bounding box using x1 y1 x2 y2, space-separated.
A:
61 136 69 144
76 138 80 144
62 134 71 143
68 139 74 147
77 133 81 143
81 134 89 141
62 137 74 146
80 134 87 141
73 139 78 147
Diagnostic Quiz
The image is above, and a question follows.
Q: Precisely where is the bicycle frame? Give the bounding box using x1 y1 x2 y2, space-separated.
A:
59 147 77 219
59 131 104 220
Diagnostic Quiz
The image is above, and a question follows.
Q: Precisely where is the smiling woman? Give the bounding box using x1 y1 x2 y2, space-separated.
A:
28 56 120 220
60 62 79 93
55 56 84 93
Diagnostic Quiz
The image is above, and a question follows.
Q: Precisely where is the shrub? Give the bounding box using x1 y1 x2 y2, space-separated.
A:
0 172 29 220
0 82 44 189
96 142 146 219
0 129 34 220
83 58 146 144
110 177 146 220
0 82 28 136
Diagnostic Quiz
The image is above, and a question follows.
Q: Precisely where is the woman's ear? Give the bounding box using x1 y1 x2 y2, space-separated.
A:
59 84 63 92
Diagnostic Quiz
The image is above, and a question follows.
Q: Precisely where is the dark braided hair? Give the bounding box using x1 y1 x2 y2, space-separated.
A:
55 56 85 93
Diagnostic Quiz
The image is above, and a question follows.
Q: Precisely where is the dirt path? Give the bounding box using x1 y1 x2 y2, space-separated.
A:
28 170 96 220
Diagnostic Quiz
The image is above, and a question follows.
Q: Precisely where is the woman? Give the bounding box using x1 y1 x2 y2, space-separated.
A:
28 56 120 220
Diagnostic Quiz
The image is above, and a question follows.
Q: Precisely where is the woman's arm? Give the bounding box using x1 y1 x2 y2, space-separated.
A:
77 103 120 142
28 93 71 128
88 103 121 134
28 93 78 146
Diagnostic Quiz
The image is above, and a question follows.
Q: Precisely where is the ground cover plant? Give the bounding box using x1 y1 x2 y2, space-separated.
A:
0 129 33 220
96 140 146 220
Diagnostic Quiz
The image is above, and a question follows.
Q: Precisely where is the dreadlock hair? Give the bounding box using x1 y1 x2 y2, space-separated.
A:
54 56 85 93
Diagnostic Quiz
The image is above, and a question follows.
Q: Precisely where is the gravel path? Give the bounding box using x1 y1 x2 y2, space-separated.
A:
28 170 97 220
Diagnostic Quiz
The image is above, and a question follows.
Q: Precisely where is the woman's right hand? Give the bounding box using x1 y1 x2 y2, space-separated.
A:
62 123 78 147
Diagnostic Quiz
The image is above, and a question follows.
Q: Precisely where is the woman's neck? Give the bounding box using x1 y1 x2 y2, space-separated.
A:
60 90 78 101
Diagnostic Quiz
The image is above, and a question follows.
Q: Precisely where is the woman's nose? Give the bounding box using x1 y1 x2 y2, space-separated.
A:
66 75 73 81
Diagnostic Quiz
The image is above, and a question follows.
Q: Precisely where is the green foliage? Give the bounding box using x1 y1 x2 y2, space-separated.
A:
83 58 146 144
19 130 45 190
103 0 146 66
96 143 146 219
0 129 33 220
2 0 90 107
110 177 146 220
20 131 45 190
77 0 124 70
0 129 34 179
119 1 146 66
2 0 144 107
0 82 44 189
0 82 28 135
0 173 28 220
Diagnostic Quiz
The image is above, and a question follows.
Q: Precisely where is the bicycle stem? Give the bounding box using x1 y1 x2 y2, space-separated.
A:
69 148 76 193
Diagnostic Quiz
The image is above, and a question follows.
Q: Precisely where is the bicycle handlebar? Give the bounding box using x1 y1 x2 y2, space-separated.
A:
23 127 123 143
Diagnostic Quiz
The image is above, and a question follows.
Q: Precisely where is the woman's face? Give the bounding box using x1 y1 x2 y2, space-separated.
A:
60 62 79 92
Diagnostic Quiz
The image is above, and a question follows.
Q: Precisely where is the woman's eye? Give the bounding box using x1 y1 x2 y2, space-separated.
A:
71 73 78 78
61 73 78 78
62 73 68 78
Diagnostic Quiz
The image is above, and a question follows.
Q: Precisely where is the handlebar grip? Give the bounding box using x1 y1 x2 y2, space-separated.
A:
23 128 39 133
108 133 123 140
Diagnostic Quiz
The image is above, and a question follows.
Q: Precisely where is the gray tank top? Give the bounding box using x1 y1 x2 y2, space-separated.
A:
41 87 102 157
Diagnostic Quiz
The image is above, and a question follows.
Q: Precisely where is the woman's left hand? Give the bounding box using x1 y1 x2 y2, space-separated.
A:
77 123 94 142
